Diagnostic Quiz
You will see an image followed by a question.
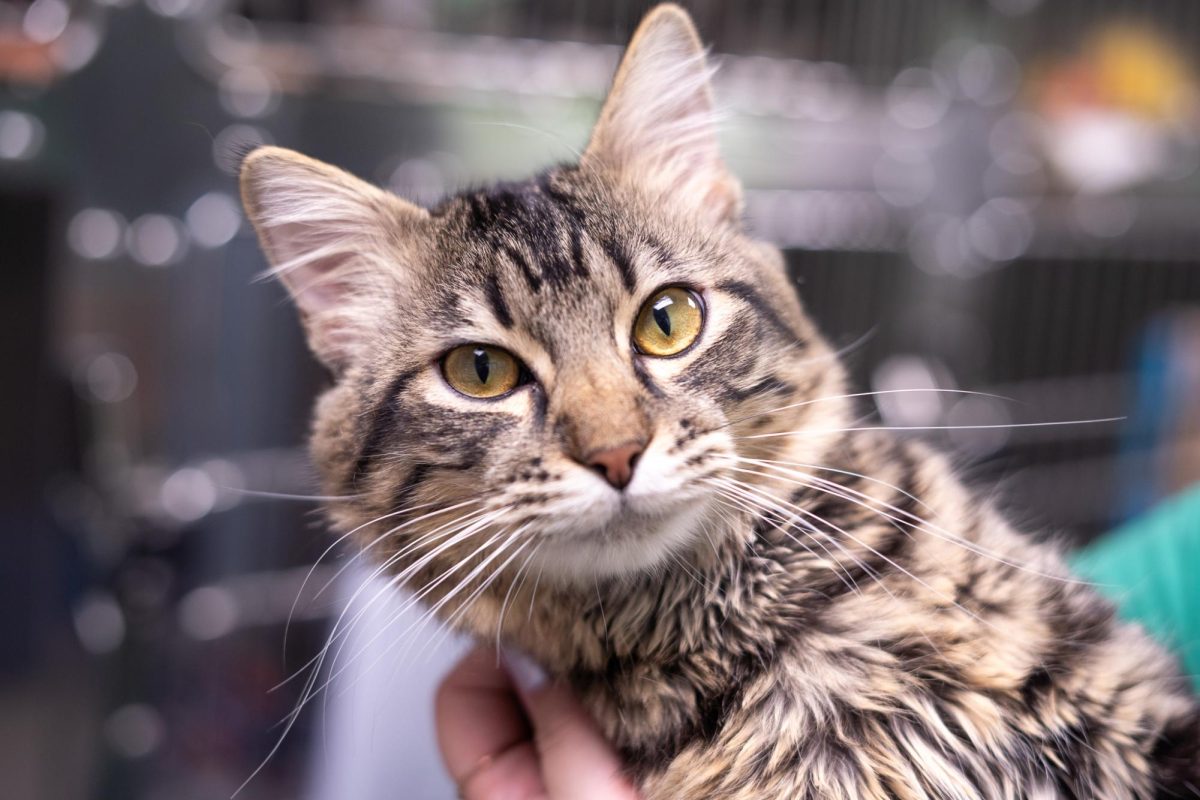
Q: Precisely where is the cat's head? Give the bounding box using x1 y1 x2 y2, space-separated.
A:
240 4 846 586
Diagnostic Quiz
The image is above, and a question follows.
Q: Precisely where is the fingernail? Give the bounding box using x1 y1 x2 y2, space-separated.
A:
502 646 547 693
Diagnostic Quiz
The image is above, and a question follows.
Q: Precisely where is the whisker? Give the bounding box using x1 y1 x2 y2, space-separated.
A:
706 479 866 598
720 388 1018 430
722 457 1085 585
734 416 1125 440
665 549 707 590
225 488 362 502
313 524 520 736
494 541 544 658
713 469 1079 690
711 479 925 633
308 498 488 606
594 580 610 650
463 120 584 160
316 522 516 712
265 506 506 771
320 513 512 681
426 529 537 661
825 324 878 363
526 558 546 624
720 454 935 514
357 528 524 692
716 475 998 634
708 480 848 577
283 498 480 660
271 504 496 693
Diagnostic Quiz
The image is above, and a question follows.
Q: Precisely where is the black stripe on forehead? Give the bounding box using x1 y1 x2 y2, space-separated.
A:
465 177 594 293
502 243 543 293
537 176 592 283
600 237 637 293
465 193 494 230
569 224 587 280
484 270 514 328
543 174 638 293
539 228 580 290
567 187 650 294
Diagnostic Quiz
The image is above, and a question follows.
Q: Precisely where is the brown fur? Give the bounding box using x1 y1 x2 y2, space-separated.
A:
240 5 1200 797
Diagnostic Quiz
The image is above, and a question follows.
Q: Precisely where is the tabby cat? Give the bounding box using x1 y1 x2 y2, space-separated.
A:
239 5 1200 798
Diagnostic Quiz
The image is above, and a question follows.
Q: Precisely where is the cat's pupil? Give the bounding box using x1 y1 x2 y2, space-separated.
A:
473 349 490 383
653 298 673 336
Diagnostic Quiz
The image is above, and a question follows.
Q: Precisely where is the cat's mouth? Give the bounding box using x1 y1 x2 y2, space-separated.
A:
502 431 730 579
529 485 715 580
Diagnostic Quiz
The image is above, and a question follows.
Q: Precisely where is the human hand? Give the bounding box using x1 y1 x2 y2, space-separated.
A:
436 645 641 800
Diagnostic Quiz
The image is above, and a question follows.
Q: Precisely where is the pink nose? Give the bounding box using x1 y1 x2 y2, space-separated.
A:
586 442 644 490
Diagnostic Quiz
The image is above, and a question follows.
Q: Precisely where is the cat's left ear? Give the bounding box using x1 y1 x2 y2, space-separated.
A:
583 4 740 225
239 146 429 372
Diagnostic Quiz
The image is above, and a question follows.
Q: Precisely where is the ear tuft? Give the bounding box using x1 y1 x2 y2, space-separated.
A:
584 4 740 223
239 146 427 371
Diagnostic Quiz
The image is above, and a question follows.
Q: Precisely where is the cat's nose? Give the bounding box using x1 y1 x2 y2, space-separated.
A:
585 442 644 490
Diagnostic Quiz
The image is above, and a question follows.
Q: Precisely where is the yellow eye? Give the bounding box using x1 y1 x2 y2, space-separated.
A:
442 345 522 398
633 287 704 357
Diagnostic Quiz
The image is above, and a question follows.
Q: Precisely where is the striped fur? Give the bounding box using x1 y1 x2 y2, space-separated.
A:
241 5 1200 797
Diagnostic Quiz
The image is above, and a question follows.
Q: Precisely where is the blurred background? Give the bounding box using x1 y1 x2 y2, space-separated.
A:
3 0 1199 797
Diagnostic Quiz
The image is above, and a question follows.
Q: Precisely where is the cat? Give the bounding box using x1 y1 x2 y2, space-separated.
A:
239 4 1200 798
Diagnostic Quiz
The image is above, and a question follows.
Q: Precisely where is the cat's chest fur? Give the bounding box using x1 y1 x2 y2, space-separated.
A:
497 435 1200 800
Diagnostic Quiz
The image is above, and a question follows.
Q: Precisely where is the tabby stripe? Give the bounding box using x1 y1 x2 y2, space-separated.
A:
541 244 577 289
617 662 758 776
1150 706 1200 798
540 180 591 279
788 460 921 605
645 235 678 271
720 374 793 403
1019 593 1115 708
484 271 514 328
390 463 432 513
632 359 667 398
586 618 787 777
502 244 543 292
539 174 586 222
601 237 637 293
717 280 800 341
568 223 588 278
388 460 474 516
466 194 493 230
532 386 548 430
351 369 417 487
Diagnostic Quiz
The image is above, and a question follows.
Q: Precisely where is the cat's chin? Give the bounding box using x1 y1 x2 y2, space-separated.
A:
531 496 716 582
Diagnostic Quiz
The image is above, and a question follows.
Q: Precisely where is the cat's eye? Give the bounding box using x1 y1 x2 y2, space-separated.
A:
442 344 524 399
632 287 704 357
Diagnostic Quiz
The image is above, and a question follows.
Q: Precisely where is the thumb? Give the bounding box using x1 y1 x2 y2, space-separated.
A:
503 649 640 800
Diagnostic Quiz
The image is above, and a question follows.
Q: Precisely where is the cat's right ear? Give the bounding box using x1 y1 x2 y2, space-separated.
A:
583 4 740 225
239 146 428 372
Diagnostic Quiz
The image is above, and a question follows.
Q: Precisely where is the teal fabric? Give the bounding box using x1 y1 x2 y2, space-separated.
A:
1072 483 1200 691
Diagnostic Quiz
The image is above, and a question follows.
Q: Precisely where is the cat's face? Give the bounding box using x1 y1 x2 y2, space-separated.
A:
240 5 844 586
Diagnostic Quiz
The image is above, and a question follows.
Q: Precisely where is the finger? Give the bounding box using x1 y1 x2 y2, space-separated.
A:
456 740 546 800
504 649 640 800
436 646 547 799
